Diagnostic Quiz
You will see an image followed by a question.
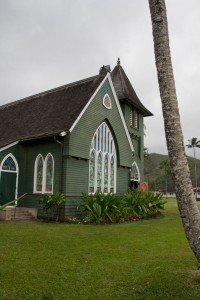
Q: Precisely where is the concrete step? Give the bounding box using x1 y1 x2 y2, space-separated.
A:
12 210 36 220
0 207 38 221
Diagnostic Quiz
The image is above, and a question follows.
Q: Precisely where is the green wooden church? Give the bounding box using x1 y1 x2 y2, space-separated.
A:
0 60 152 218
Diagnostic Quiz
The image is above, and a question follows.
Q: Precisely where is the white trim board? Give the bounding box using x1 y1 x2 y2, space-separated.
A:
0 141 19 153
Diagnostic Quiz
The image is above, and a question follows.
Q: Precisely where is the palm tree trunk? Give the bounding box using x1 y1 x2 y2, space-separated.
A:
165 175 168 199
193 147 198 199
148 0 200 268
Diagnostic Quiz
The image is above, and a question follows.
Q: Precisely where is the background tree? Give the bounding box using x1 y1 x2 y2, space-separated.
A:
144 147 150 160
160 159 170 197
148 0 200 268
186 137 200 197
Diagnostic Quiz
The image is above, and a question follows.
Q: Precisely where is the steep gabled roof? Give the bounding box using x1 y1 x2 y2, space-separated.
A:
0 62 153 149
0 74 105 148
111 62 153 117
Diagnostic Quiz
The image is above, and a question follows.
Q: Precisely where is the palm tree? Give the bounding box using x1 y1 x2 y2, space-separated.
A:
160 159 170 197
149 0 200 268
186 138 200 198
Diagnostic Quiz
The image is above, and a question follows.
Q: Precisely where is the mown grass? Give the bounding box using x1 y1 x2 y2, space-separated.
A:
1 199 200 299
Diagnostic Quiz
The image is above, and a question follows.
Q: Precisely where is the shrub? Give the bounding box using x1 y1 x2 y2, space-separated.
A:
39 193 65 221
80 190 166 224
123 189 166 218
80 192 124 224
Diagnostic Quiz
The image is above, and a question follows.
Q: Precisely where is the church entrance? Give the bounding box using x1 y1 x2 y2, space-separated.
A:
0 154 18 206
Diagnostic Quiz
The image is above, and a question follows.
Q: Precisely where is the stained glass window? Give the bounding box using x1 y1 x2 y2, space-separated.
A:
134 109 139 128
103 94 112 109
36 156 43 192
2 156 16 171
89 122 116 193
97 153 102 191
110 156 115 193
104 155 108 193
130 110 133 126
89 151 95 193
34 153 54 194
45 155 53 192
130 163 139 181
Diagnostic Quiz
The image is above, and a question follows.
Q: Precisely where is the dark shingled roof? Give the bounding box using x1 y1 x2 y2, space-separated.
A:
0 63 153 149
111 63 153 117
0 74 104 148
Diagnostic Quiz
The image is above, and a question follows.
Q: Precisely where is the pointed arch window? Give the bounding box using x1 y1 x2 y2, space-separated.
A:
34 155 43 192
34 153 54 194
45 154 54 192
2 156 16 171
104 155 109 193
97 153 102 191
110 156 115 193
89 151 95 193
0 154 19 202
89 122 116 193
130 162 140 181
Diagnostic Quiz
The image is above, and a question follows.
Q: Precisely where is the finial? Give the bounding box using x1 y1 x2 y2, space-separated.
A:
117 57 120 65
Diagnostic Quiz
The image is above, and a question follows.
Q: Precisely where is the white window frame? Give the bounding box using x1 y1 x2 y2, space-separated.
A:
44 153 54 193
33 153 54 194
134 109 139 129
33 154 44 194
130 110 133 126
130 162 140 182
103 93 112 109
0 153 19 200
89 122 116 194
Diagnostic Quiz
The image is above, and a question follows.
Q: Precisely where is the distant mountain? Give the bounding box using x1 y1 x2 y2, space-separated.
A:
144 153 200 191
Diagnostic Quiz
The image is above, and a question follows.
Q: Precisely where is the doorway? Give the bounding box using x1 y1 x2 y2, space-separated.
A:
0 154 18 206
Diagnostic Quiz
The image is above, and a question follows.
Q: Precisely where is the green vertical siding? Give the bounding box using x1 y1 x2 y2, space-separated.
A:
68 79 133 167
117 166 130 194
0 139 62 217
63 156 89 217
121 102 145 180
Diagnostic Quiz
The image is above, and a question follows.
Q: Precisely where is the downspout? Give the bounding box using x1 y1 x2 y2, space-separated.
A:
54 136 64 193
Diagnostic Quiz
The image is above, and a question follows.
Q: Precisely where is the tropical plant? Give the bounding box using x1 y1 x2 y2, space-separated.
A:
0 194 27 210
186 137 200 197
149 0 200 268
80 190 166 223
122 189 165 218
160 159 171 197
80 192 124 224
39 193 65 221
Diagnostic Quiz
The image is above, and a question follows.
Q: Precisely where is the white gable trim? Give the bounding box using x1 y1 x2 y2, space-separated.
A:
0 141 19 153
69 75 108 133
69 73 134 152
107 73 134 152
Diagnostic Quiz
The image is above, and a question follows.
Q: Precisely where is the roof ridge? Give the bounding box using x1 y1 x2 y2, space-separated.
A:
0 74 100 111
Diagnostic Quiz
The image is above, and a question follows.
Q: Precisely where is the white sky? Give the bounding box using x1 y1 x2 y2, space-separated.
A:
0 0 200 158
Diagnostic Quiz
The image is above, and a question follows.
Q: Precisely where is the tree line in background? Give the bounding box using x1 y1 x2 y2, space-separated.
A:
144 137 200 194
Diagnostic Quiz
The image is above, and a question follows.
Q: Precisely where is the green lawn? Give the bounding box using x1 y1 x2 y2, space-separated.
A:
1 199 200 300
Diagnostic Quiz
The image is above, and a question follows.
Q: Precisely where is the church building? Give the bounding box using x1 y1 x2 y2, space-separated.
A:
0 60 152 218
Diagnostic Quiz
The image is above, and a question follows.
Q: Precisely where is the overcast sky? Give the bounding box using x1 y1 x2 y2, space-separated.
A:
0 0 200 158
